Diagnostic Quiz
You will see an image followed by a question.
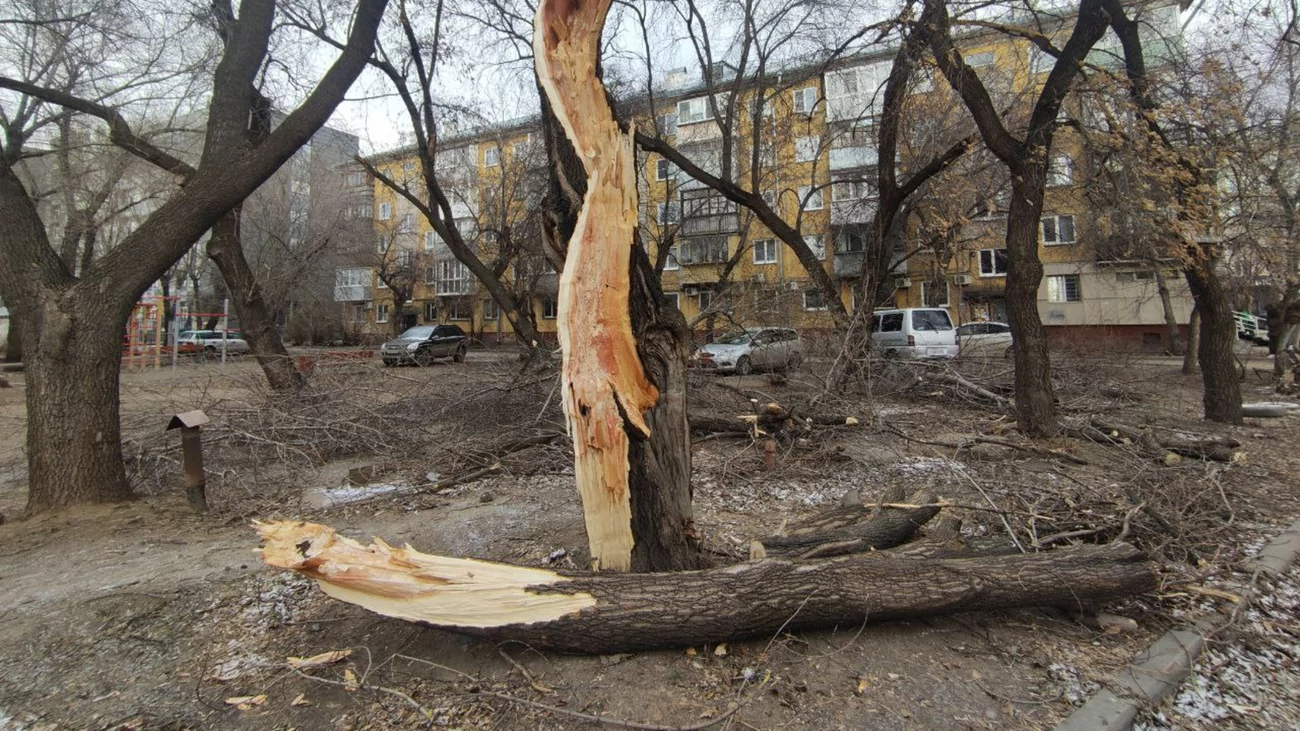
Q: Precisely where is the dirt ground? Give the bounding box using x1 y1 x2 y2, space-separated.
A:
0 348 1297 730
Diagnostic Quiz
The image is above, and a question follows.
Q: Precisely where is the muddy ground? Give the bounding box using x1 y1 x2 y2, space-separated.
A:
0 347 1297 730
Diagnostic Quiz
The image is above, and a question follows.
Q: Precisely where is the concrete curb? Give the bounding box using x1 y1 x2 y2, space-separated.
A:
1053 519 1300 731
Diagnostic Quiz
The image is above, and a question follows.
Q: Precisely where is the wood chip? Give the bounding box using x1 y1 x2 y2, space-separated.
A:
287 649 353 669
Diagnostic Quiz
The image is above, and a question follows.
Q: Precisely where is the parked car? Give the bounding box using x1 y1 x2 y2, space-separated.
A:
176 330 250 356
381 324 468 366
957 321 1013 358
870 308 959 360
692 327 804 375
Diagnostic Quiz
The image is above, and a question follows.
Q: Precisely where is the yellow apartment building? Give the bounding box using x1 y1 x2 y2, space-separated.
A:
345 1 1192 349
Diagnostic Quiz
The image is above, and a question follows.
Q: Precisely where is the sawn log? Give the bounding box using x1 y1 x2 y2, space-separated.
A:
258 520 1156 655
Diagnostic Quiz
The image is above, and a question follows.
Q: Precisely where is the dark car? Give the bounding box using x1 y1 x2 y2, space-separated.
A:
381 324 468 366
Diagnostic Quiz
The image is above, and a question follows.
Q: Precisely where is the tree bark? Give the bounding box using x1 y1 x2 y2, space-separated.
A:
258 520 1156 654
207 209 305 391
1154 268 1183 355
1004 174 1059 437
4 316 20 363
627 244 707 571
21 299 134 512
1182 304 1200 374
1184 254 1242 424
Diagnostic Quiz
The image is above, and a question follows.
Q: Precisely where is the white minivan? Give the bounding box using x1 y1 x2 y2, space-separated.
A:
871 308 959 360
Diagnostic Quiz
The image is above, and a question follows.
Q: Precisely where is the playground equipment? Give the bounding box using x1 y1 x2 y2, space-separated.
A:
121 296 233 371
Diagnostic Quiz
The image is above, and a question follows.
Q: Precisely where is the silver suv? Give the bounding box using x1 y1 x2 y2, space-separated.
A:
692 327 805 375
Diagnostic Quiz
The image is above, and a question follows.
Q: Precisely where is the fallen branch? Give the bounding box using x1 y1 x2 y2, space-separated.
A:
258 521 1156 654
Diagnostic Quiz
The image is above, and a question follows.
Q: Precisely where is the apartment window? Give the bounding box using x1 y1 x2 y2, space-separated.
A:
424 266 437 285
399 212 414 232
979 248 1008 277
485 147 500 167
677 97 712 124
1047 156 1074 187
448 298 472 321
753 238 778 265
798 185 824 211
803 288 827 311
795 136 820 163
376 271 388 289
378 202 391 220
664 292 680 310
832 179 872 201
541 297 558 319
1047 274 1082 302
395 250 413 268
656 158 677 181
967 51 996 67
1041 215 1077 245
657 202 680 225
353 205 372 219
805 234 825 260
762 190 778 210
663 246 680 271
512 141 529 160
483 299 500 321
922 279 949 307
375 304 389 323
835 229 865 253
657 112 678 136
1116 270 1156 283
434 259 471 295
792 86 818 115
376 237 390 255
423 301 438 321
697 290 712 311
347 171 364 186
678 238 728 264
402 161 415 174
425 231 438 251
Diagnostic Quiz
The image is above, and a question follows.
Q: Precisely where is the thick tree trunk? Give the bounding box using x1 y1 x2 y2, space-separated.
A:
207 210 305 392
258 520 1156 654
1154 268 1183 355
4 316 20 363
627 245 706 571
1004 176 1059 437
535 0 697 572
1182 304 1200 374
1183 255 1242 424
22 302 134 512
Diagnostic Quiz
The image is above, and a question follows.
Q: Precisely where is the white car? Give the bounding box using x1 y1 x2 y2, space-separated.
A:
870 308 959 360
957 321 1013 357
177 330 250 356
692 327 805 375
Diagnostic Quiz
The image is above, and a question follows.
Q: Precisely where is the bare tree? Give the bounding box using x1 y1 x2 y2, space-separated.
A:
289 0 545 350
922 0 1115 437
0 0 389 512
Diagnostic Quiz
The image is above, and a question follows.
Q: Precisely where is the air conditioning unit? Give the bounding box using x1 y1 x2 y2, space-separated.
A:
894 277 911 289
953 274 973 286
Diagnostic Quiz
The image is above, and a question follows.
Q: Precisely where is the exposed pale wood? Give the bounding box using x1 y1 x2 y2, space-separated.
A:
258 520 1157 654
534 0 658 571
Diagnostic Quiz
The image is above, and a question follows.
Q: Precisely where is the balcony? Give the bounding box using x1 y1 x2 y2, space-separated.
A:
829 146 878 171
833 251 863 279
831 198 878 225
334 267 373 302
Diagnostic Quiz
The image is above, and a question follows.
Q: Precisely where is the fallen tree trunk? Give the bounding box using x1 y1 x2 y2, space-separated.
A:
258 520 1156 654
755 489 941 558
1079 419 1243 463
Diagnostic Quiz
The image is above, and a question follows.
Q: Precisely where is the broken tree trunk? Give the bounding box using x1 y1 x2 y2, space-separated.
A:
755 488 942 559
258 520 1156 654
535 0 658 571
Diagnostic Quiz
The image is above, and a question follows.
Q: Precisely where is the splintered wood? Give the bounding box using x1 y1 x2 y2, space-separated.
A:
535 0 657 571
257 521 595 628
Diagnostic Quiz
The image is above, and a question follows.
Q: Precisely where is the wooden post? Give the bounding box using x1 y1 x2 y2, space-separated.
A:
167 410 211 514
